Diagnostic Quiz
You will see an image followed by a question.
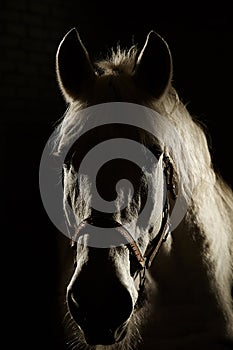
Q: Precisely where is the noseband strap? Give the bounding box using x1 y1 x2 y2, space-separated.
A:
72 195 171 306
72 196 170 271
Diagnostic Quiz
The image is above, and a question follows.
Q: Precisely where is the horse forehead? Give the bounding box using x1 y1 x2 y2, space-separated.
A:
65 120 161 168
88 73 146 104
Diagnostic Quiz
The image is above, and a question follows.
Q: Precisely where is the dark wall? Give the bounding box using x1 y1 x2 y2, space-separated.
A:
1 1 232 348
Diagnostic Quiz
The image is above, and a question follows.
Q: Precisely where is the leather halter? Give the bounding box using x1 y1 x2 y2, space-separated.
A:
71 154 176 306
71 195 171 307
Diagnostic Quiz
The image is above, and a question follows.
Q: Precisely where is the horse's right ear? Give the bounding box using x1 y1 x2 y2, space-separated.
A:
56 28 96 102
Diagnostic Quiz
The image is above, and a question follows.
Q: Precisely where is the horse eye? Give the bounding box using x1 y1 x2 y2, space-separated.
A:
148 226 154 234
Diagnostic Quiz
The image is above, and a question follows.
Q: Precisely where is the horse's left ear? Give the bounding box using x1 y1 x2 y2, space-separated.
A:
56 28 96 102
134 31 173 99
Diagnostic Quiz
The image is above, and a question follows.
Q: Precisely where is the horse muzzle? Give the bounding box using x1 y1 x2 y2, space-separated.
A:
66 270 133 345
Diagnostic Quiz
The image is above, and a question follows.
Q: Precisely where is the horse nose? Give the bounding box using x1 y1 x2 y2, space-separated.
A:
67 279 133 345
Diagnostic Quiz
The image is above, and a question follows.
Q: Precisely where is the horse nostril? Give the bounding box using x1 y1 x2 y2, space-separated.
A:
67 289 79 310
70 291 79 308
67 289 86 328
114 321 128 342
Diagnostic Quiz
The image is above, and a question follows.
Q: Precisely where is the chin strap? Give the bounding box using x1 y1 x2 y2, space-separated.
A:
144 198 171 269
129 196 171 307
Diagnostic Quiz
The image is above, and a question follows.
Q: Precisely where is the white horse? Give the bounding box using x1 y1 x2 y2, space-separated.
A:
54 28 233 349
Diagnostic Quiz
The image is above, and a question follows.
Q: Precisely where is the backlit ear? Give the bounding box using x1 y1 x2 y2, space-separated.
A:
134 31 172 99
56 28 96 102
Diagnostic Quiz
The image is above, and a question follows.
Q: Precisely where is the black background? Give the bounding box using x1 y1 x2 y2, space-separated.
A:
1 1 232 348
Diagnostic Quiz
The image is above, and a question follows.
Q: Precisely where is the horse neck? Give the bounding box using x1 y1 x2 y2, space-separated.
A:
148 181 233 329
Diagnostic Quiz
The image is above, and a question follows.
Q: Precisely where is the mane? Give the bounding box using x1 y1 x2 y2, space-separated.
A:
96 46 138 75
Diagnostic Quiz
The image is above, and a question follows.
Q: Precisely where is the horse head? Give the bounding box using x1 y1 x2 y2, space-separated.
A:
55 28 177 346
